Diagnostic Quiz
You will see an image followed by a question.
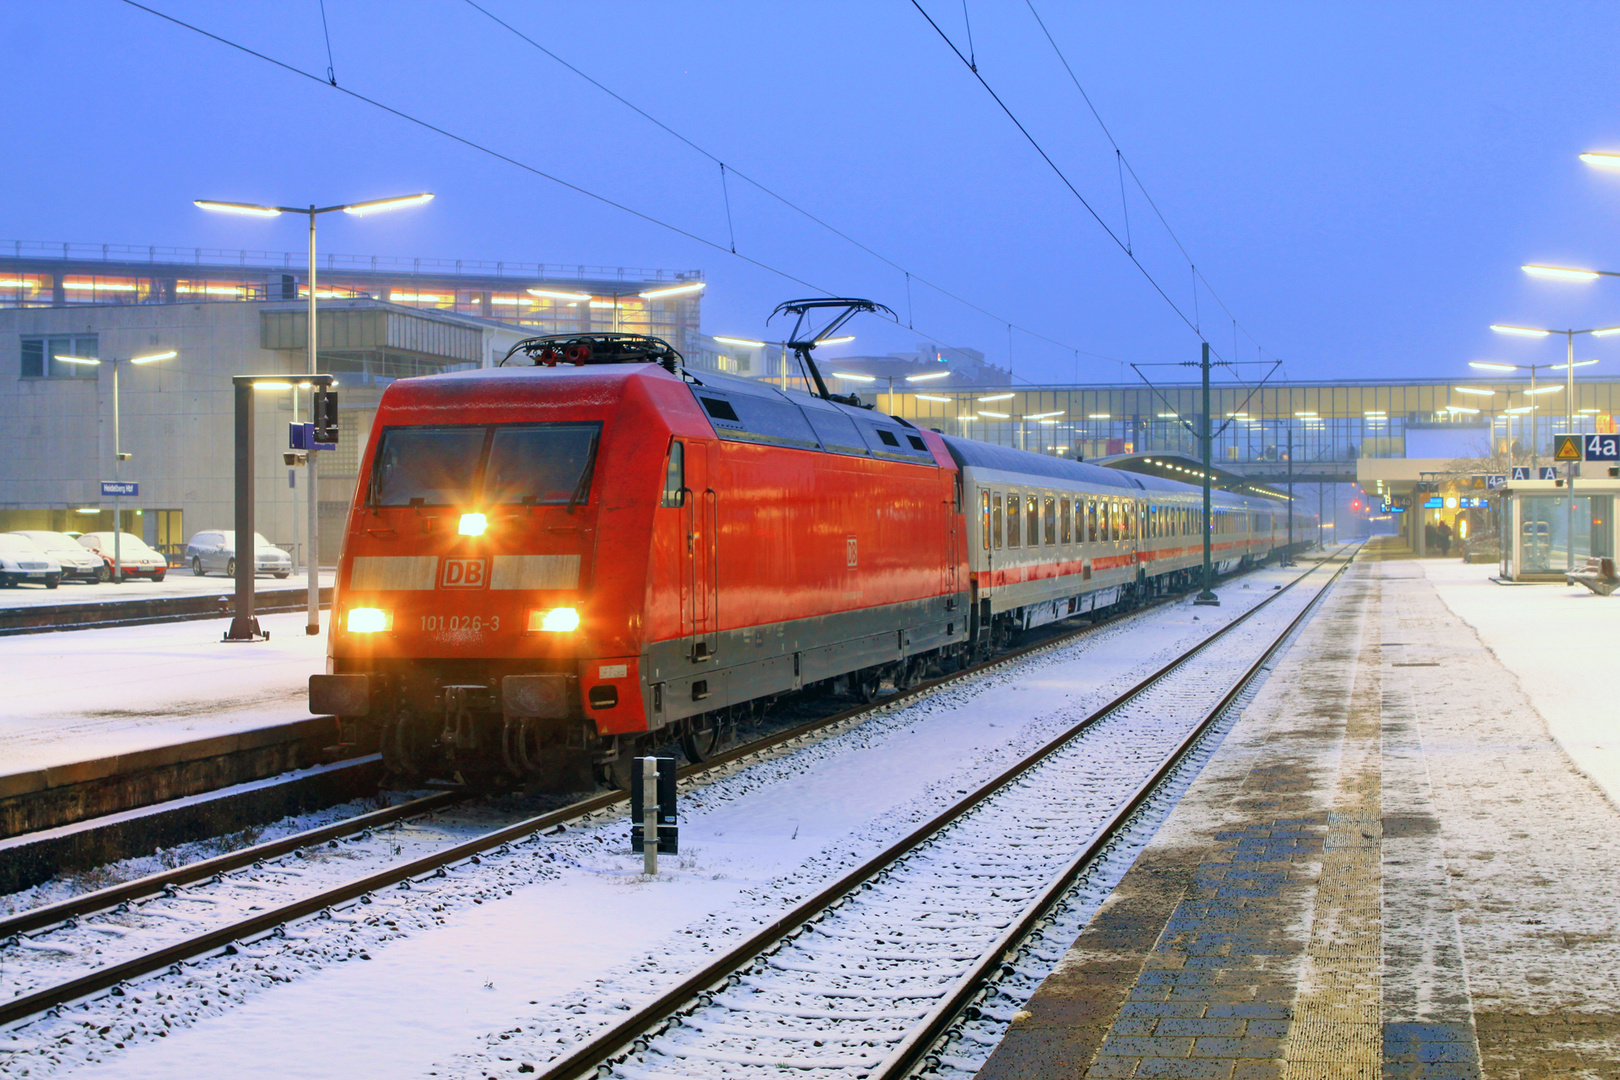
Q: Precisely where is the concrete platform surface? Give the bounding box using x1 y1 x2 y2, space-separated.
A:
977 554 1620 1080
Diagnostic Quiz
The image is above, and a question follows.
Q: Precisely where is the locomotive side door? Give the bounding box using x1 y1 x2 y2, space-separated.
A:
682 441 719 662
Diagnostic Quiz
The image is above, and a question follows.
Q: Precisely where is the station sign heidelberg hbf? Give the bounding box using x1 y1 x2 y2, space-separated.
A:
100 481 138 497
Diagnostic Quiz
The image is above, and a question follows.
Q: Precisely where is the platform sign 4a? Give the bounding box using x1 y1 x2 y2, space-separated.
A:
1540 466 1559 480
1511 467 1530 480
1584 433 1620 461
1485 474 1507 490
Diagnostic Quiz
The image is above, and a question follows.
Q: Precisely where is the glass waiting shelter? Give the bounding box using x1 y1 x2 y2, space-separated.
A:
1498 479 1620 582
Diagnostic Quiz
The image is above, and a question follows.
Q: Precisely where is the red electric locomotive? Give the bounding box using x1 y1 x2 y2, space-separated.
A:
311 300 1305 789
310 329 970 787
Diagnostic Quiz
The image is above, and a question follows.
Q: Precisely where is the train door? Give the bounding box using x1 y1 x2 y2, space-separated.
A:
945 471 962 605
682 442 719 662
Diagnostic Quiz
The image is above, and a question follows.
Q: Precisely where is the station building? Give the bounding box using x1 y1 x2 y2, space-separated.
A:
841 375 1620 557
0 240 704 563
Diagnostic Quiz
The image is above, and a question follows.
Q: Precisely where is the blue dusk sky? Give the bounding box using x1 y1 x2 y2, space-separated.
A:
5 1 1620 385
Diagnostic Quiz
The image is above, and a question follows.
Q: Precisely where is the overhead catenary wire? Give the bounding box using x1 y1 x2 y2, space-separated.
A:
1021 0 1279 366
907 0 1220 357
456 0 1122 368
118 0 1131 385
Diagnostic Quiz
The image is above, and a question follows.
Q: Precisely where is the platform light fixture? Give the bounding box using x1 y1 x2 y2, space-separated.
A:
193 200 282 217
831 371 876 382
1453 386 1495 396
252 381 296 391
1088 413 1111 419
1444 404 1481 414
343 192 434 216
1026 411 1065 419
1580 151 1620 168
1490 325 1552 338
916 394 951 403
1525 384 1564 395
1552 359 1601 369
814 335 855 346
978 393 1014 402
906 370 950 382
1503 405 1536 414
713 336 766 347
979 411 1010 419
1469 361 1518 372
1522 265 1604 282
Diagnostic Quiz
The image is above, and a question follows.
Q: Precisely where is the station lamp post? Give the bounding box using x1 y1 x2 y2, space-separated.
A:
1486 321 1619 467
53 348 176 579
196 192 434 634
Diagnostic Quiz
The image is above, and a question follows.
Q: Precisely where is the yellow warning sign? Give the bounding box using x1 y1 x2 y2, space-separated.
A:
1554 434 1582 461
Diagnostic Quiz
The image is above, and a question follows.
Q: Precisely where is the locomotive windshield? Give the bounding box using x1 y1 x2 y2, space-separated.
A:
370 422 601 507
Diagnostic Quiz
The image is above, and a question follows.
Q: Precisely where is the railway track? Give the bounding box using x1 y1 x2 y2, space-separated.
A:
521 545 1355 1080
0 551 1342 1039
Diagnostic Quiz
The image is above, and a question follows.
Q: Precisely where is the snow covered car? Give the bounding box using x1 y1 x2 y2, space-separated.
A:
76 532 168 582
184 530 293 578
0 533 62 589
10 530 108 583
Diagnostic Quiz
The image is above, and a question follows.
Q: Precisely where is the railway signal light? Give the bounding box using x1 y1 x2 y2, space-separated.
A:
313 387 340 444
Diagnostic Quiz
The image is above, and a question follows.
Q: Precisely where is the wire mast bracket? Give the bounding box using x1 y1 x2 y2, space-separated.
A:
769 298 895 407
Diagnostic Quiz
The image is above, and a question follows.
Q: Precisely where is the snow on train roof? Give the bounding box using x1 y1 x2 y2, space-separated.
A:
940 435 1144 491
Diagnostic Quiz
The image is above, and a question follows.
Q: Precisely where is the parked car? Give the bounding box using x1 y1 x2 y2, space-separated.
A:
184 530 293 579
10 530 109 583
0 533 62 589
76 532 169 582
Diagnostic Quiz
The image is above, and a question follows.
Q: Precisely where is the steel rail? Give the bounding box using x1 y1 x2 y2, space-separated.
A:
531 546 1354 1080
0 790 462 939
0 551 1326 1031
869 545 1357 1080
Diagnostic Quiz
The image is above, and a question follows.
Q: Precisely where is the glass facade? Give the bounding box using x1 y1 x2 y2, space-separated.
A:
0 241 704 355
855 378 1620 469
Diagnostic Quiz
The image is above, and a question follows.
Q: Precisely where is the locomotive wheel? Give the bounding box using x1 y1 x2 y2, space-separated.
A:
854 667 885 704
381 711 436 782
681 713 727 763
893 656 924 692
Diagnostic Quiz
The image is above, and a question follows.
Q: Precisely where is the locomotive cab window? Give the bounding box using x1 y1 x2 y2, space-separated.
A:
370 422 602 508
661 441 686 508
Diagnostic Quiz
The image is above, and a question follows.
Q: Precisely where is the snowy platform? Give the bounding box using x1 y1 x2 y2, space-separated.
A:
0 608 329 781
0 569 333 611
979 550 1620 1079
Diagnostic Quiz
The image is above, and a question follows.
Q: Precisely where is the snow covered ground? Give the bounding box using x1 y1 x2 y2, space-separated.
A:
1421 560 1620 807
0 562 1324 1079
0 570 333 610
0 609 328 776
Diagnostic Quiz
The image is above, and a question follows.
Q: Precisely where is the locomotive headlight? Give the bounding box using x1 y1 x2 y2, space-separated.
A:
529 607 580 633
347 607 392 633
458 512 488 537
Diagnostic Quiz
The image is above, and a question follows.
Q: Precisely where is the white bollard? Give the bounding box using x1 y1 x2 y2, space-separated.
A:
642 756 659 876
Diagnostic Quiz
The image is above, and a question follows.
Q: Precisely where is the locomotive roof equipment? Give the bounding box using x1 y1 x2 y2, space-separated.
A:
769 297 896 408
499 332 687 377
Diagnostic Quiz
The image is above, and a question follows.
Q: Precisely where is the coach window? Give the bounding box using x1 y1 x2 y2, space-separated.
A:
660 441 685 507
1085 500 1096 542
981 490 991 550
993 493 1003 549
1061 498 1072 544
1007 492 1021 547
1044 496 1056 544
1027 495 1039 547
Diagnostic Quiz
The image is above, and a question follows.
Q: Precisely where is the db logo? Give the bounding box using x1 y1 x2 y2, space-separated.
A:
440 558 488 589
